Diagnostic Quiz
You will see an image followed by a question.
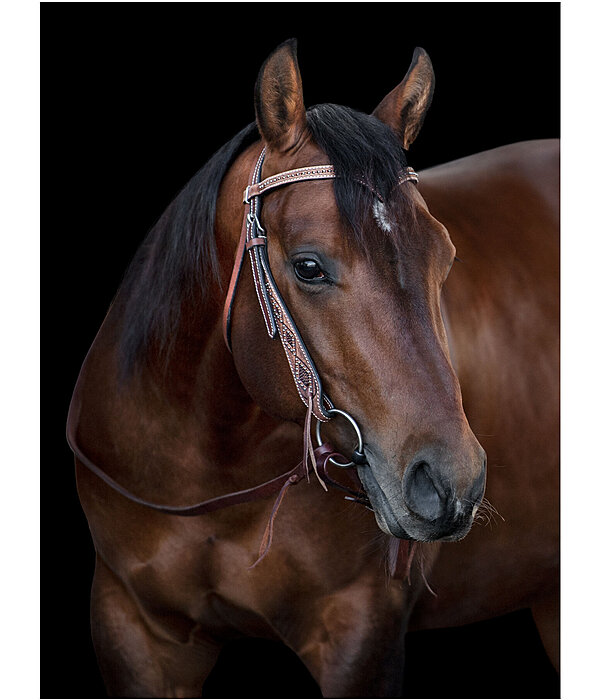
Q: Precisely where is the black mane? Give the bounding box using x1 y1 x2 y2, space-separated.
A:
117 122 259 376
118 105 412 375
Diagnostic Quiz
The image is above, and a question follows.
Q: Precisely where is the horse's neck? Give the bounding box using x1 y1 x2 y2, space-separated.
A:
71 279 291 504
95 287 307 512
71 139 301 497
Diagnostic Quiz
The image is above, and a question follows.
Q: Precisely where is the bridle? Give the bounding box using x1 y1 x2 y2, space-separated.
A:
223 147 419 469
223 148 335 424
67 144 419 571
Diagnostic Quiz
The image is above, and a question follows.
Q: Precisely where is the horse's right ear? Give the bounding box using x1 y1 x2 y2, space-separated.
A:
254 39 307 153
372 47 435 150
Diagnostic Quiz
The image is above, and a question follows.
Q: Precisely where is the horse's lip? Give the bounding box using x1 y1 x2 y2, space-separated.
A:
356 463 412 539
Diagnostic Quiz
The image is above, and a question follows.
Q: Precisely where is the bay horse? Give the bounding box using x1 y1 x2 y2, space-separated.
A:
67 40 559 697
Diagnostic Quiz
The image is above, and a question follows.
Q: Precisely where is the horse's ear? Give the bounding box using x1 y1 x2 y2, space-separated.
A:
254 39 307 152
372 47 435 150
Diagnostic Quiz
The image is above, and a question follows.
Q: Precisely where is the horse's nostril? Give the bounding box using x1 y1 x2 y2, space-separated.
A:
403 460 445 521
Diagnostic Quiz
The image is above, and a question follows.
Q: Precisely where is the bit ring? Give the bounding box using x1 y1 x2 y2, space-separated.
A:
315 408 365 468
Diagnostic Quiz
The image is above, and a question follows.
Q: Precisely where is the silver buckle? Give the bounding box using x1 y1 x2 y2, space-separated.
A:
247 212 266 233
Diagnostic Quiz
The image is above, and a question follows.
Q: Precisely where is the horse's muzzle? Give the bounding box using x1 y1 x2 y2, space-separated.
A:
358 451 487 542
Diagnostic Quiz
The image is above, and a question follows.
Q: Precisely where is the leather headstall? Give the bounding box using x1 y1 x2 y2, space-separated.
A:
222 147 419 426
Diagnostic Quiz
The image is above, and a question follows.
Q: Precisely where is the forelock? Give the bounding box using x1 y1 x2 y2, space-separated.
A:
305 103 415 247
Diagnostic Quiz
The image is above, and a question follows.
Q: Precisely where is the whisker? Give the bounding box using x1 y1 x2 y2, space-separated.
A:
480 497 505 521
465 495 505 530
418 546 437 597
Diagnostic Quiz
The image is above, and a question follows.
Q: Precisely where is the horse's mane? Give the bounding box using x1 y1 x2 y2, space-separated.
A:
118 105 412 376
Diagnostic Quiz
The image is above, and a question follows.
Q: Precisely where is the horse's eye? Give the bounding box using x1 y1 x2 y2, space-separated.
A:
294 259 325 282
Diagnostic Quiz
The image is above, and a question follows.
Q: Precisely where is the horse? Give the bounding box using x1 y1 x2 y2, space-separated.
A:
67 40 559 697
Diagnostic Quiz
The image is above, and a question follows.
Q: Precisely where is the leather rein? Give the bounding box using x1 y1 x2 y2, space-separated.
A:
67 146 419 567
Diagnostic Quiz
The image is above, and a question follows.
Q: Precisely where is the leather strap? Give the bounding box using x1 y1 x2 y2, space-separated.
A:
69 413 417 580
244 163 336 201
67 410 355 517
254 245 334 421
222 151 267 352
243 164 418 202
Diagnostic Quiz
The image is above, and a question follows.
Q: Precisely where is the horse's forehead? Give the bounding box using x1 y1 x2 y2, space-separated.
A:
265 180 343 237
260 142 452 264
266 181 451 264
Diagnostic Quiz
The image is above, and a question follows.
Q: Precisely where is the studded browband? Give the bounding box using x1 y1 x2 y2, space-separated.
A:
222 147 419 423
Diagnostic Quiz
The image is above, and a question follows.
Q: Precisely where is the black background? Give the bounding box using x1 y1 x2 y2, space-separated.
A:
44 3 560 698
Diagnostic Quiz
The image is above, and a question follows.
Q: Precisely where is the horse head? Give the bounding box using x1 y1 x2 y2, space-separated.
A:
221 40 486 543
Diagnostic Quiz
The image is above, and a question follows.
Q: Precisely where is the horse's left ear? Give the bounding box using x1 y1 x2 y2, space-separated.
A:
254 39 307 152
372 47 435 150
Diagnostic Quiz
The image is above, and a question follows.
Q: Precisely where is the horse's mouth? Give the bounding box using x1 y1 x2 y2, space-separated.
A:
356 461 475 542
356 464 412 539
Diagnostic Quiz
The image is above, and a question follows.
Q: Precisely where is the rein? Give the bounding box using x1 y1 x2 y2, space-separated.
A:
67 145 419 570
